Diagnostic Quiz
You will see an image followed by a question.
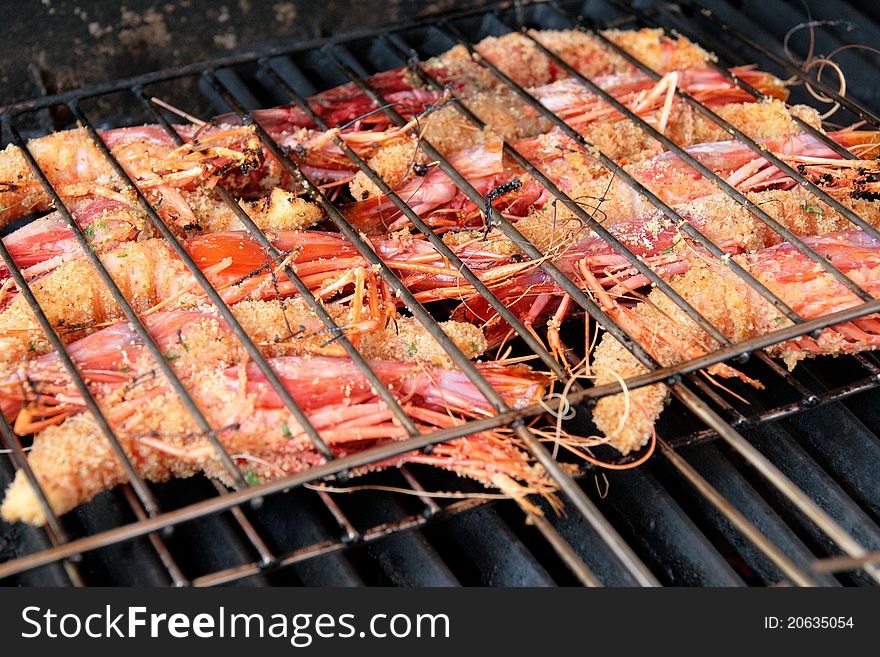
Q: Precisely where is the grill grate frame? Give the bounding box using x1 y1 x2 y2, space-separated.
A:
1 0 880 586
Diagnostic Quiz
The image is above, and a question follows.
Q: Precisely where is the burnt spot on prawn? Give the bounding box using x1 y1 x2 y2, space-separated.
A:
213 161 235 178
483 178 523 235
853 189 880 202
238 146 264 174
487 178 523 204
852 170 880 201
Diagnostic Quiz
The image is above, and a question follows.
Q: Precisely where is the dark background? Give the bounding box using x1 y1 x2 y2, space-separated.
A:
0 0 494 107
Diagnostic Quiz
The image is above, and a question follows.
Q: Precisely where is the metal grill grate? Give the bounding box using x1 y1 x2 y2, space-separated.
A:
2 0 880 586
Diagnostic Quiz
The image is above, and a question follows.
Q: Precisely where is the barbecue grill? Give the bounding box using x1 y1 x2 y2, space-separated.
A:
2 0 880 587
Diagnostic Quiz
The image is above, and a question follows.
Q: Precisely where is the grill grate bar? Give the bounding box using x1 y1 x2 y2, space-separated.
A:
208 479 275 570
194 497 489 587
657 438 816 586
208 58 649 585
671 373 880 449
812 551 880 575
120 485 189 586
522 509 603 586
399 466 441 516
316 490 362 544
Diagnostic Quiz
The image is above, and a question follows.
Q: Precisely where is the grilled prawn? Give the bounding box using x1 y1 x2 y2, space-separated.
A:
0 124 266 228
0 303 485 433
452 183 880 350
589 230 880 454
0 308 547 525
0 187 323 285
344 95 811 235
560 129 880 226
0 227 518 362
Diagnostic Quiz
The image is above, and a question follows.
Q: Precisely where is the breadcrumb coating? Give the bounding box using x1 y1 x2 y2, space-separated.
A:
348 138 430 201
602 28 711 72
231 297 487 365
0 129 117 226
0 239 186 362
183 187 323 232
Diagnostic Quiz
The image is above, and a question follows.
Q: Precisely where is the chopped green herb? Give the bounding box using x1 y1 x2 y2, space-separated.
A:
802 202 823 215
120 366 131 373
27 340 36 352
98 220 107 230
661 245 675 254
163 351 178 362
406 341 418 358
773 316 784 325
469 341 481 353
83 226 94 238
281 421 292 438
243 470 261 486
